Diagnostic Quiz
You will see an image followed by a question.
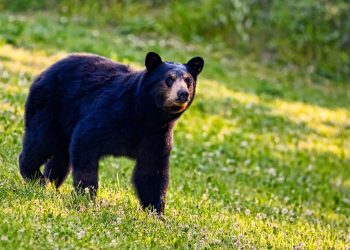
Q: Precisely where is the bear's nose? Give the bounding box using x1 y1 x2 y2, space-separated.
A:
177 90 189 103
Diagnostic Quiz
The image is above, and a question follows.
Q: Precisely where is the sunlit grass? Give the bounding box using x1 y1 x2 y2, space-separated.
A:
0 44 65 75
0 12 350 249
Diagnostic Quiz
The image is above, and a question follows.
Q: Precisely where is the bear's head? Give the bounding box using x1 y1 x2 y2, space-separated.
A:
143 52 204 115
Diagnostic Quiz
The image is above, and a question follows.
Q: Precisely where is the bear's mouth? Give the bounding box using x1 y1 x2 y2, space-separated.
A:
168 107 183 114
166 103 187 114
173 100 187 106
161 97 188 114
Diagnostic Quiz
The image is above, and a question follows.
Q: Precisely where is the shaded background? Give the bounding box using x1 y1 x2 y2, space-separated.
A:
1 0 349 81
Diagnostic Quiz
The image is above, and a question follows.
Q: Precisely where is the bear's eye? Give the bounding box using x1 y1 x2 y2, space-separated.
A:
165 76 175 87
184 77 192 87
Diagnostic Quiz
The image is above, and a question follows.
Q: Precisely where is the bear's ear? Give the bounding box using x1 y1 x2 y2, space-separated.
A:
145 52 162 72
187 56 204 75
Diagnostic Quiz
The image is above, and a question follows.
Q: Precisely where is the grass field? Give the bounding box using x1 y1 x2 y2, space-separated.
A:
0 11 350 249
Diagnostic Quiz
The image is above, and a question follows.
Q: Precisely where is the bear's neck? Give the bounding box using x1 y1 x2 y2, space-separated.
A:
136 100 180 127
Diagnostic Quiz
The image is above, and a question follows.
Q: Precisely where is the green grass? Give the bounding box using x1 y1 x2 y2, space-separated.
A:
0 11 350 249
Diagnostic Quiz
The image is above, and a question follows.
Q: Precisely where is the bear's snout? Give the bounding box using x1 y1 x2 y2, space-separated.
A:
177 90 189 103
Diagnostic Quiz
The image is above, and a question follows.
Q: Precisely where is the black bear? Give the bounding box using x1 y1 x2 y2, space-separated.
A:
19 52 204 214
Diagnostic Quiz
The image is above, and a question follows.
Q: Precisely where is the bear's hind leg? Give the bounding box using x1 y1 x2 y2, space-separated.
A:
19 136 53 185
44 148 70 188
19 110 59 184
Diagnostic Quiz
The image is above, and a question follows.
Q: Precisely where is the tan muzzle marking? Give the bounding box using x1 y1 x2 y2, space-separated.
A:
168 79 187 102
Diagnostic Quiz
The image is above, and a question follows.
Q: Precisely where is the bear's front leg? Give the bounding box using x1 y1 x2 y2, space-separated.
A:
132 156 169 214
72 155 99 197
132 131 172 214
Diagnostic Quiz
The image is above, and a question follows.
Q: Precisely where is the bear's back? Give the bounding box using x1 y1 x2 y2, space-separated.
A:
44 53 138 101
26 53 141 139
56 53 133 80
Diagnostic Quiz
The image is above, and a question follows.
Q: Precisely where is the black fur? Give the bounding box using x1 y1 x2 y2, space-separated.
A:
19 52 204 214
